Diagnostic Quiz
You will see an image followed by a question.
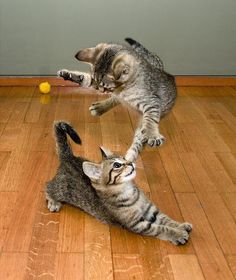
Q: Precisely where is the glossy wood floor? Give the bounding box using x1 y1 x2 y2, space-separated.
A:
0 85 236 280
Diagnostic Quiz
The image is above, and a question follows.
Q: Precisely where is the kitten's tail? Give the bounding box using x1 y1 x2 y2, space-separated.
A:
125 37 164 70
54 121 81 160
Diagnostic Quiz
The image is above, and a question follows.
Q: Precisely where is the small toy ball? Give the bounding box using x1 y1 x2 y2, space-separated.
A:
39 82 51 94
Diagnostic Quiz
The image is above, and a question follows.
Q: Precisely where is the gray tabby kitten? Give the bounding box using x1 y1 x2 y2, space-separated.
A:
58 38 177 161
45 121 192 245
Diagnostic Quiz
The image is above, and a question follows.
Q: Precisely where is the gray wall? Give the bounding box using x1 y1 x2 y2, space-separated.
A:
0 0 235 76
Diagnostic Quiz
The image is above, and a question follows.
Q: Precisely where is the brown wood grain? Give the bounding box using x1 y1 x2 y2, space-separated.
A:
3 152 49 251
196 151 236 192
197 192 236 254
0 192 18 250
226 255 236 279
113 254 144 280
0 85 236 279
216 152 236 184
178 152 217 192
55 253 84 280
25 193 59 279
84 216 113 280
221 193 236 222
0 253 28 280
158 141 194 192
176 193 235 280
57 205 84 253
168 254 205 280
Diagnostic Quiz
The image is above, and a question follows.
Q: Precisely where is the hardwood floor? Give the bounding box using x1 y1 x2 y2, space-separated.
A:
0 85 236 279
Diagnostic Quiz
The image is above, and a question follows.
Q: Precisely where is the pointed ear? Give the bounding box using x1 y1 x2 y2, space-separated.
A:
100 146 113 159
112 53 135 80
75 47 96 64
82 162 102 182
113 61 130 80
75 43 108 64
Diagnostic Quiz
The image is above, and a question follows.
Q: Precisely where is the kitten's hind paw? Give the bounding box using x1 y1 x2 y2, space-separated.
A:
178 222 193 233
171 230 189 246
47 199 62 212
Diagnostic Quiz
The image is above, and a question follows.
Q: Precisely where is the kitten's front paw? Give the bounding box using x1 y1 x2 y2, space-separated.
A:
171 230 189 246
57 69 71 80
57 69 84 84
178 222 193 233
141 129 165 147
89 102 106 116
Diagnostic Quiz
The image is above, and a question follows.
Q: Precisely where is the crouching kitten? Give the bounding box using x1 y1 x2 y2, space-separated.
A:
45 121 192 245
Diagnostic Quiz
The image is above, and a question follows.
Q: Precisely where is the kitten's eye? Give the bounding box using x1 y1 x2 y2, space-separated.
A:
113 162 122 169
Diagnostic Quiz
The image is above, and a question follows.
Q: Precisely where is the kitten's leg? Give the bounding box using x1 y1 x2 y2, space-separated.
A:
157 212 193 233
89 96 120 116
129 208 191 245
57 69 92 87
131 221 189 245
140 106 165 147
46 194 62 212
125 127 143 161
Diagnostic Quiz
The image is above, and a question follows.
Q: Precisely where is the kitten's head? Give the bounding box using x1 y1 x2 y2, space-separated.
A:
82 147 136 185
75 43 137 92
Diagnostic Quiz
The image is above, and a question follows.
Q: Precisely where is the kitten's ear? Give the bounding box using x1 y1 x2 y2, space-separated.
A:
82 162 102 182
113 62 130 80
75 48 96 64
75 43 107 64
112 54 135 81
100 146 113 159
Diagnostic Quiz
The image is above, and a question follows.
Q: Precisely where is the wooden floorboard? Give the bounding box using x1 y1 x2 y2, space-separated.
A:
0 85 236 279
1 76 236 86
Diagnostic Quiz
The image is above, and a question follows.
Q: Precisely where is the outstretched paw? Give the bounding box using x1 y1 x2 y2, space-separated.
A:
171 230 189 246
178 222 193 233
89 102 106 116
57 69 84 84
57 69 71 80
141 130 165 147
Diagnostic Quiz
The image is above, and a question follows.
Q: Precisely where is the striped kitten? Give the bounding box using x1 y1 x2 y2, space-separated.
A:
58 38 177 161
45 121 192 245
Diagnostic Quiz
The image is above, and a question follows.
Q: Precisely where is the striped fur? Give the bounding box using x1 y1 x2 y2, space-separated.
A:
46 122 192 245
58 38 177 161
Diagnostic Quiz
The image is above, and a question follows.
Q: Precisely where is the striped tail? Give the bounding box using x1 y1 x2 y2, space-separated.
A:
125 37 164 70
54 121 81 160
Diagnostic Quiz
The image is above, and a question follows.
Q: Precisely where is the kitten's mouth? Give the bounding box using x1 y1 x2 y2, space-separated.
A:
98 86 115 94
104 88 115 93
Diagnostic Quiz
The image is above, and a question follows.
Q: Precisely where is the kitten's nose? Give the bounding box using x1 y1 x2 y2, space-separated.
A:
99 86 105 92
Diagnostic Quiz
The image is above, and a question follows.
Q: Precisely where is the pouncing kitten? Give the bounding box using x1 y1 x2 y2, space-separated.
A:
58 38 177 161
45 121 192 245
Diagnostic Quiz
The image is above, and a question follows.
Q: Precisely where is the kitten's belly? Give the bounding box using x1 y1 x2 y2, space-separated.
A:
63 186 116 224
119 94 176 118
118 84 177 118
